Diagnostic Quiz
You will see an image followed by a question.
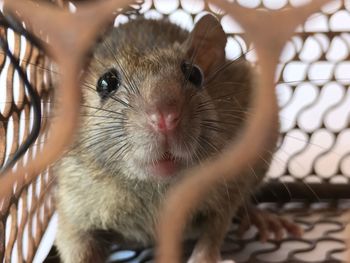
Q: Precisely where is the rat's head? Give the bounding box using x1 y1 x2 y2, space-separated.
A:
80 15 228 181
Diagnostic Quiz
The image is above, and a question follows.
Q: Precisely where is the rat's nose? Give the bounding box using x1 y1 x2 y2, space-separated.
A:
148 108 180 133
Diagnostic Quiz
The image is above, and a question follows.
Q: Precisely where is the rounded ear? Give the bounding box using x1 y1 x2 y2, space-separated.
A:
185 14 227 75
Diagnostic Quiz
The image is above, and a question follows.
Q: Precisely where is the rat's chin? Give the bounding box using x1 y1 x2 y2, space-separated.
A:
148 160 178 178
146 152 181 178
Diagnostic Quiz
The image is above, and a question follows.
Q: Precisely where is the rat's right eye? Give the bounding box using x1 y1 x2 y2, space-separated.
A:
96 68 121 99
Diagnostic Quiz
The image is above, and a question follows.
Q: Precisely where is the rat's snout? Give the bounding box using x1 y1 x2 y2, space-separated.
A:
142 80 185 134
147 107 180 133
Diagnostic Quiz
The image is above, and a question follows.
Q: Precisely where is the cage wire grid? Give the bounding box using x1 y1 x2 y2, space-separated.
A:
0 0 349 262
0 7 57 262
0 31 53 263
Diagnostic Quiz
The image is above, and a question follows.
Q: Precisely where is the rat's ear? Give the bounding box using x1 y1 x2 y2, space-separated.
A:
185 14 226 75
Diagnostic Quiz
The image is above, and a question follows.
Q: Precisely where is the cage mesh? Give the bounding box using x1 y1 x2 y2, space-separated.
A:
0 0 350 262
0 9 56 263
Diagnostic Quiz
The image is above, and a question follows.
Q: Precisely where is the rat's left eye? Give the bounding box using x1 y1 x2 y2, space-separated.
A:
181 61 204 88
97 68 121 99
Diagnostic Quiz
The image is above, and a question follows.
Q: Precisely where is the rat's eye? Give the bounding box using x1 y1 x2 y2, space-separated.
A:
181 61 204 88
97 68 121 99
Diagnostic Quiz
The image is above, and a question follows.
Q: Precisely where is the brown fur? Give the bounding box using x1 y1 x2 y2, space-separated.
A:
54 15 279 263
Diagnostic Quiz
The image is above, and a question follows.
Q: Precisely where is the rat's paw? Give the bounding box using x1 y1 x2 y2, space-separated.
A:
237 204 303 242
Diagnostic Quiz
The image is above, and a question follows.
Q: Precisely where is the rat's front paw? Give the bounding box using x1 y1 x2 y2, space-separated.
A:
237 204 303 242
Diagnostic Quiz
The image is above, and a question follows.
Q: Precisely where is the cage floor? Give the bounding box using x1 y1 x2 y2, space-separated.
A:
44 201 350 263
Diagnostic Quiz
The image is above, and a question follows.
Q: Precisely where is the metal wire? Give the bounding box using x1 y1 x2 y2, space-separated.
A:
0 13 42 173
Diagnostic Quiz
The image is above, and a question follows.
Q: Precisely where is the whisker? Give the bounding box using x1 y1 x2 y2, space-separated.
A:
103 40 139 95
80 113 127 121
79 104 125 116
205 48 255 85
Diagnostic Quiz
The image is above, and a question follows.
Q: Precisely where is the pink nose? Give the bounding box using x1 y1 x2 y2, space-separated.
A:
148 109 180 133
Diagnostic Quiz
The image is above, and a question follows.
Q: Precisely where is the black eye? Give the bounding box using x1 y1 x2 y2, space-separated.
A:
181 61 204 88
97 68 121 99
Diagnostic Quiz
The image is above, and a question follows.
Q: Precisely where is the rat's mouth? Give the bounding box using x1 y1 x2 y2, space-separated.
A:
147 152 180 178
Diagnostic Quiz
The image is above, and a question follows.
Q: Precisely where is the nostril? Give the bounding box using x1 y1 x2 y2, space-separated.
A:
148 109 180 132
149 112 166 131
164 112 179 130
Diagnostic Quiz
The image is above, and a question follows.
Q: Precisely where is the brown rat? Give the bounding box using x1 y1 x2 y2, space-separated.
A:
54 14 287 263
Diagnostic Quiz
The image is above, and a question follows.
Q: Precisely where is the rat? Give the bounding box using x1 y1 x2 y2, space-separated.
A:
54 14 301 263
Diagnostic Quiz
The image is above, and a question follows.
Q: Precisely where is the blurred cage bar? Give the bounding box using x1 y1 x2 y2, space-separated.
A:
0 0 350 262
0 2 58 262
